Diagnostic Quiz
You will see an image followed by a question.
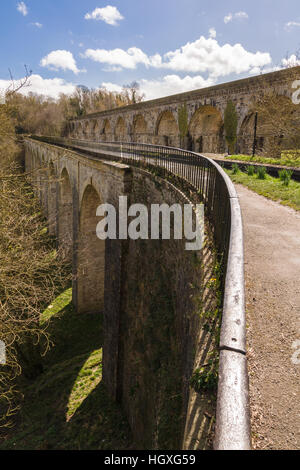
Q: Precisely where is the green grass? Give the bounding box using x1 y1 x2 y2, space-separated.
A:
0 288 132 450
225 152 300 168
227 168 300 211
41 287 73 324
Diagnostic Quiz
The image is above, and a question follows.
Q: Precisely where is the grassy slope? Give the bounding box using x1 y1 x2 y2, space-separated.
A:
226 169 300 211
225 153 300 168
0 289 132 450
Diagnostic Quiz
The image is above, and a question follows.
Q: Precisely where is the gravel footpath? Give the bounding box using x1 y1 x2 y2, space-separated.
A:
235 184 300 450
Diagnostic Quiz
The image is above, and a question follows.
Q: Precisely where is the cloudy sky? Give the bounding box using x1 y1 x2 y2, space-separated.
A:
1 0 300 100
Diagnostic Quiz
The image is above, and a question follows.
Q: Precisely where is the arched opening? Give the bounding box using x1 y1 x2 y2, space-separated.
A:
238 95 300 156
102 119 112 142
32 153 39 192
156 111 179 147
115 117 126 142
77 123 84 139
48 161 57 236
132 114 148 143
83 121 89 139
189 106 224 153
238 111 279 155
77 185 105 314
38 155 48 213
58 168 73 258
92 120 100 141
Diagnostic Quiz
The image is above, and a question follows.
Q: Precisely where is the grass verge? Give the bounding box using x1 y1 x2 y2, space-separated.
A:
226 168 300 211
225 153 300 168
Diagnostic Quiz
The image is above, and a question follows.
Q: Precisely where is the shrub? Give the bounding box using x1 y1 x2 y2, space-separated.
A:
278 169 293 186
190 357 219 392
232 163 240 174
257 166 267 179
247 165 255 176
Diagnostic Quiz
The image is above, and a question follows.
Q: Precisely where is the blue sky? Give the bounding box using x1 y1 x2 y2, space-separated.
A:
1 0 300 100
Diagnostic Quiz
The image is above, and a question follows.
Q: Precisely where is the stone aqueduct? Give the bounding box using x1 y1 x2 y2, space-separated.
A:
67 67 299 154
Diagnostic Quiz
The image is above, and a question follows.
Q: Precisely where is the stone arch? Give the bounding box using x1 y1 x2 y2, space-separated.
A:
70 122 75 136
238 94 297 154
238 111 279 155
38 154 48 212
102 119 112 142
132 114 148 143
83 121 90 138
115 116 126 141
77 122 84 138
48 161 57 236
32 152 39 190
239 111 280 155
77 185 105 314
58 168 73 258
189 106 224 153
238 114 257 154
155 110 179 147
92 120 100 141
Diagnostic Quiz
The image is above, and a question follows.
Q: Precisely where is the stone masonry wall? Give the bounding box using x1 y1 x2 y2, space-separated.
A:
24 139 217 450
68 66 300 155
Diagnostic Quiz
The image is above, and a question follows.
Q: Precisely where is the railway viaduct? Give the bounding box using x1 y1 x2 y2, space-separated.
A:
67 67 300 154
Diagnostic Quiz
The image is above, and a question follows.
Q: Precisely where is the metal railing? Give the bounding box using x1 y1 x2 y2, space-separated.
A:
29 135 251 450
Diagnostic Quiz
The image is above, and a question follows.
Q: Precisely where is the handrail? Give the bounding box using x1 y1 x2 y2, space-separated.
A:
29 136 251 450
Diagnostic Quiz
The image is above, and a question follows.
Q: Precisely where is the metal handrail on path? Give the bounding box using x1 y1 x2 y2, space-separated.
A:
30 135 251 450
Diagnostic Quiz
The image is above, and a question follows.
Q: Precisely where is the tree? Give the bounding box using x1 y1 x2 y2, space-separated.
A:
122 81 145 104
224 100 238 154
0 85 70 428
5 82 146 138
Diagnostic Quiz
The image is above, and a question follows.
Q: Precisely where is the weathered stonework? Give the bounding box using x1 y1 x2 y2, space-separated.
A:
67 67 300 154
24 138 220 449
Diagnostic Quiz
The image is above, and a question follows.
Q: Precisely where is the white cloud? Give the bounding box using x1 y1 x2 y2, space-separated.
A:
82 47 156 69
224 11 248 24
224 14 233 24
31 22 43 28
40 50 84 75
285 21 300 30
139 75 217 100
236 12 249 20
0 74 76 100
83 33 271 78
100 82 123 93
17 2 28 16
85 6 124 26
209 27 216 39
157 36 271 77
282 54 300 67
102 74 216 101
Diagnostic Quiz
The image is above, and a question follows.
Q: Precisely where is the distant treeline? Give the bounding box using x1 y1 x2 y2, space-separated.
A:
5 81 144 137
